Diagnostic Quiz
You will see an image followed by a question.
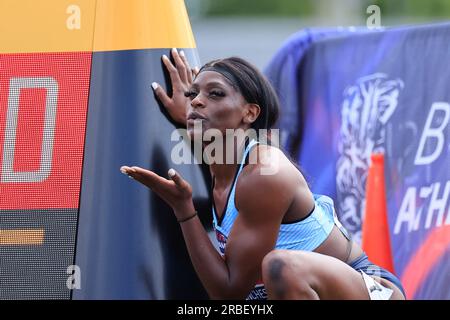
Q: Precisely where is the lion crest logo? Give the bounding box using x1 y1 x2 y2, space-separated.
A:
336 73 404 243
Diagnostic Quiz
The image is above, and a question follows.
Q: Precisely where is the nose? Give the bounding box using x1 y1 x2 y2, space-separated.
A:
191 93 205 108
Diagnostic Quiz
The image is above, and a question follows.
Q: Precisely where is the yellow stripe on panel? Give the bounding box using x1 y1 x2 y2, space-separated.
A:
0 0 96 53
0 229 45 245
93 0 196 52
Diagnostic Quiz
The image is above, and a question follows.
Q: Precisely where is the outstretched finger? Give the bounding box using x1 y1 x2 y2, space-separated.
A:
120 166 136 176
151 82 171 107
168 168 188 190
171 48 188 84
192 66 200 79
179 50 193 84
121 165 168 191
162 54 182 91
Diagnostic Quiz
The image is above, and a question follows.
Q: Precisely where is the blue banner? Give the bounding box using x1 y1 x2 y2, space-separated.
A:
265 23 450 299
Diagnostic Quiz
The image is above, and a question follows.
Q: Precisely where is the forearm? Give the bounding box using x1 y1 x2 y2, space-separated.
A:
178 215 239 299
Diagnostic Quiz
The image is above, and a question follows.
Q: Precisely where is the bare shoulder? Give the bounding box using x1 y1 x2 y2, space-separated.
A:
235 144 307 221
241 144 297 183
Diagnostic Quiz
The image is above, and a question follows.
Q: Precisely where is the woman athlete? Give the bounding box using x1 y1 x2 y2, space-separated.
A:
120 49 405 300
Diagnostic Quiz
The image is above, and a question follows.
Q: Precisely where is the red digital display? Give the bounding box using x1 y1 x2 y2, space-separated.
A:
13 88 47 172
0 53 91 209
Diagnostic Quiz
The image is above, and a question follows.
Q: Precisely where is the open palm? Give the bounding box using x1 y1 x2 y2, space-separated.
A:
152 48 199 125
120 166 194 217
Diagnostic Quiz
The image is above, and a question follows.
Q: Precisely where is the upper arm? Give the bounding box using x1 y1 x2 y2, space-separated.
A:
221 151 296 298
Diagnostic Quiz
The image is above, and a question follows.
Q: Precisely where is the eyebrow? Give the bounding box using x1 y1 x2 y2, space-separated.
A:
205 81 227 87
191 81 228 90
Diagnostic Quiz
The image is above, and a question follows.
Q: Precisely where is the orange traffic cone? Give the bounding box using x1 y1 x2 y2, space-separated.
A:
361 153 395 274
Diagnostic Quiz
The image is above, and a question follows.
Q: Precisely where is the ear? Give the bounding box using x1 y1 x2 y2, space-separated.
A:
243 103 261 124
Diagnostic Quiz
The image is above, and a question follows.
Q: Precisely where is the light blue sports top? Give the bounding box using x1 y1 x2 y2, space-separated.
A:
212 139 350 300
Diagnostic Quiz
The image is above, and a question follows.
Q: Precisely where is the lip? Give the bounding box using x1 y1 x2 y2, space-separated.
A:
187 111 206 121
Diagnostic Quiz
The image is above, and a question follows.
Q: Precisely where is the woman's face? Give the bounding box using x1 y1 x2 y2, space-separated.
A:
185 71 250 140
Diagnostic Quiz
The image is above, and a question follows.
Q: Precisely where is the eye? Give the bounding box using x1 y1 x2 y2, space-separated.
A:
209 90 225 98
184 90 198 99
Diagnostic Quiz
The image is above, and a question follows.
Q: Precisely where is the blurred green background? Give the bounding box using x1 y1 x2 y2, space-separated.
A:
185 0 450 69
188 0 450 20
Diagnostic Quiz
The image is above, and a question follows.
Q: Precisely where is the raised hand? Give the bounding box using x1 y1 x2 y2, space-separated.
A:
151 48 200 125
120 166 196 220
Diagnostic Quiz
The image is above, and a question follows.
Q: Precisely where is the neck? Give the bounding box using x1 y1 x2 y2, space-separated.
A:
209 163 238 188
208 135 248 187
